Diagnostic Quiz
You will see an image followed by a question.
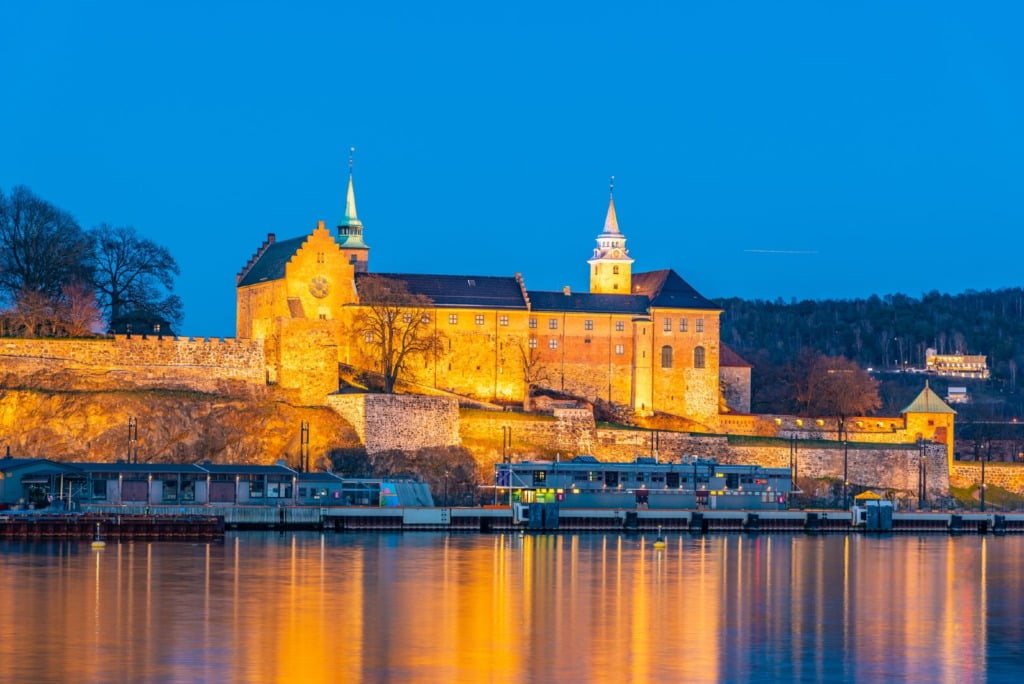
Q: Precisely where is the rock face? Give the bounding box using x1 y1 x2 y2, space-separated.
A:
0 389 359 466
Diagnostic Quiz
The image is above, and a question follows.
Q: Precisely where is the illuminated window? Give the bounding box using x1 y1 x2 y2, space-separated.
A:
696 318 704 333
403 313 412 323
448 314 458 325
694 346 706 368
475 315 485 325
663 318 672 332
421 313 431 324
364 332 374 343
584 319 593 331
548 319 558 330
528 338 537 349
615 344 624 355
661 345 673 368
615 321 625 332
679 318 688 332
613 265 619 274
499 315 509 326
549 339 558 350
529 317 537 329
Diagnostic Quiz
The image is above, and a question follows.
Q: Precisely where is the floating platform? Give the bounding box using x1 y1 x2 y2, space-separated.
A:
8 507 1024 537
0 514 225 541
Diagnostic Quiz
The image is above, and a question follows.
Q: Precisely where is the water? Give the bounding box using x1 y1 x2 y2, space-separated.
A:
1 532 1022 683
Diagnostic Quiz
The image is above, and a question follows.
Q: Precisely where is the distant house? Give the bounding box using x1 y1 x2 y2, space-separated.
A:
719 344 752 413
946 386 970 404
108 311 176 337
925 349 989 379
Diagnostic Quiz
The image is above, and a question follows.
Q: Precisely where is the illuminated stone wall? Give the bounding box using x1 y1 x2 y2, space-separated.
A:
950 462 1024 497
0 336 266 396
327 393 460 454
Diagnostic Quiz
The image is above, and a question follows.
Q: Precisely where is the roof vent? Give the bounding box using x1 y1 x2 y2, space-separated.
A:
467 279 476 287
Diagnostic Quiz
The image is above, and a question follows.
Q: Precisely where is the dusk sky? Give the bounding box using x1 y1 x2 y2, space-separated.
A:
3 1 1022 337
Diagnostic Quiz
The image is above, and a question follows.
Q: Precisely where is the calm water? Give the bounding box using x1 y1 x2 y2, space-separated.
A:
1 532 1023 683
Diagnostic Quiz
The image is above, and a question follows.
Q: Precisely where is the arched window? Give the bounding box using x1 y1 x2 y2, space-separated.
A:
661 345 673 368
613 265 619 275
694 346 706 369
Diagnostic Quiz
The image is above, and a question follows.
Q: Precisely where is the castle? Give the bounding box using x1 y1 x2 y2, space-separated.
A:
235 172 742 427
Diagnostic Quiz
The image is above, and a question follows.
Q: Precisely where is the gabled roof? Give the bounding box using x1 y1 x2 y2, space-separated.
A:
237 235 307 287
631 269 720 310
0 457 81 473
720 344 753 368
356 272 528 309
901 382 956 414
528 291 650 315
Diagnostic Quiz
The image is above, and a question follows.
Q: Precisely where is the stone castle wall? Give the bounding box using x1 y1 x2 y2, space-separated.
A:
950 462 1024 496
328 393 460 454
0 336 266 396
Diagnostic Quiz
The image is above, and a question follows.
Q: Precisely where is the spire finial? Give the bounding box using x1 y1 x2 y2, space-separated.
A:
609 175 615 198
348 146 355 175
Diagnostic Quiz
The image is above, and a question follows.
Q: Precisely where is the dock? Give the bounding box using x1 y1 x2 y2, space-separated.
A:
4 507 1024 538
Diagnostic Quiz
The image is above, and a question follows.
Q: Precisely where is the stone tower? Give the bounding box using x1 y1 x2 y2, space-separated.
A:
337 156 369 273
588 182 634 294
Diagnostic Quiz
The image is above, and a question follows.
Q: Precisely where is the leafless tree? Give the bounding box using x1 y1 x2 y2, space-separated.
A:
517 341 550 411
796 353 881 435
87 224 182 326
0 186 91 304
353 275 443 393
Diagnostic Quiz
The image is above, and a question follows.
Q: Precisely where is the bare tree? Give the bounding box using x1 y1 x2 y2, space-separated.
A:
87 224 182 326
796 353 881 435
353 275 443 393
0 186 91 303
517 341 550 411
55 282 104 336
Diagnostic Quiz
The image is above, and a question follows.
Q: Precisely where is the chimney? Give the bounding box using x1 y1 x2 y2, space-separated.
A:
563 286 571 296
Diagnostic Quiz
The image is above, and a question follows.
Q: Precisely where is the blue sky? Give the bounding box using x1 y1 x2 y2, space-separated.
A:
2 1 1022 337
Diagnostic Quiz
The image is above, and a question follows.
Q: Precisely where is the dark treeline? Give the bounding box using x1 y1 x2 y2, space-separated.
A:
717 289 1024 417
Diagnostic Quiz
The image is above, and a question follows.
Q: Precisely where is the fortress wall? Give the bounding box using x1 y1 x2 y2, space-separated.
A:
950 462 1024 497
328 393 460 454
0 336 266 395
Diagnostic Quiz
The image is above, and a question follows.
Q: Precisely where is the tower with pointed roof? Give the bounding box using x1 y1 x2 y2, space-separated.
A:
588 180 634 294
337 150 369 273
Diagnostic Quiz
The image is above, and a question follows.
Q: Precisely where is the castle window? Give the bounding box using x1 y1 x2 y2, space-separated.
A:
613 284 618 290
584 319 593 331
421 314 431 324
475 315 485 325
528 338 537 349
694 346 706 368
696 318 704 333
615 344 624 355
548 319 558 330
317 252 324 264
529 317 537 329
364 332 374 343
679 318 688 332
661 345 673 368
549 339 558 350
449 314 458 325
403 313 413 323
613 265 619 275
615 321 625 332
663 318 671 332
500 315 509 326
594 266 598 275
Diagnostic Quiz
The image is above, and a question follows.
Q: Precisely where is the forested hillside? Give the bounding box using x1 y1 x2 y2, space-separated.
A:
717 288 1024 418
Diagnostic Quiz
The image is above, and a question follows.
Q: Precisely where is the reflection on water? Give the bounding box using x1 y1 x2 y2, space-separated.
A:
1 533 1022 683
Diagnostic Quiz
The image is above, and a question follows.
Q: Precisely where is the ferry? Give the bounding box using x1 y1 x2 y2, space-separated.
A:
494 455 792 510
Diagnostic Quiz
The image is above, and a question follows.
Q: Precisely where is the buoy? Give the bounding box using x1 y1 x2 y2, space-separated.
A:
91 522 106 549
653 525 666 549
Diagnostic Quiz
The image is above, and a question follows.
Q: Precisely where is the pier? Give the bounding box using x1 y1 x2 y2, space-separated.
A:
5 507 1024 538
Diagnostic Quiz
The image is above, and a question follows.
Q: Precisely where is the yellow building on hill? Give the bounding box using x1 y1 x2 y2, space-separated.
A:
236 173 732 426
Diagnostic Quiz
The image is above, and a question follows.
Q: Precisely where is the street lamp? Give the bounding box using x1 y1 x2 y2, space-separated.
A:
981 439 989 512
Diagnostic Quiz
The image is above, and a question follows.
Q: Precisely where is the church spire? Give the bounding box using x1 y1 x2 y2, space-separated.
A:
603 176 620 234
336 147 369 269
588 176 633 294
340 147 362 230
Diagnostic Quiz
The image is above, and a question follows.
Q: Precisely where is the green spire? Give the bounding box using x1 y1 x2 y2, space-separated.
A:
340 147 362 230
